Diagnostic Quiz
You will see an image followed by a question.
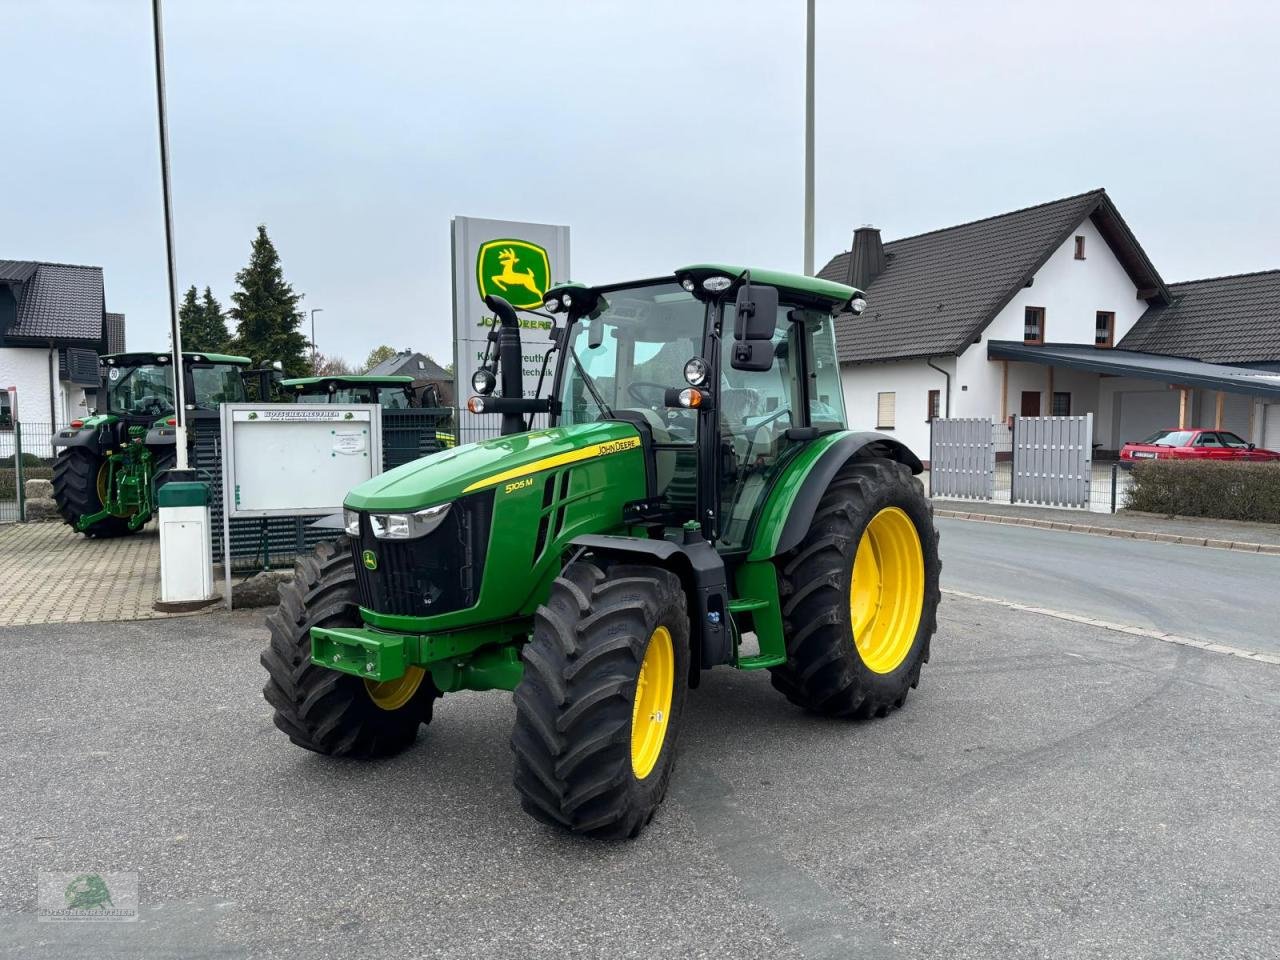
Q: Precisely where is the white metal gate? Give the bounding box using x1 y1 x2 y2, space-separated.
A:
929 418 995 499
1012 414 1093 508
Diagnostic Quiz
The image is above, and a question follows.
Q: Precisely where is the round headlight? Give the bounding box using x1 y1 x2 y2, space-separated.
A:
466 396 487 414
683 356 709 387
471 368 496 395
543 296 561 313
849 296 868 315
702 276 732 293
562 292 573 307
680 277 696 293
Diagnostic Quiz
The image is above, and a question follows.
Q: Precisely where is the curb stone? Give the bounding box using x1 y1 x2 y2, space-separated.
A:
933 508 1280 555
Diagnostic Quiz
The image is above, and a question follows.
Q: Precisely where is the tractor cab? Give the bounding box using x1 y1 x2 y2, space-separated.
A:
98 351 252 424
281 375 415 409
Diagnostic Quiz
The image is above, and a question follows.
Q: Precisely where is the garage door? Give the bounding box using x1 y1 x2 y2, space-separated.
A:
1116 390 1179 446
1265 404 1280 451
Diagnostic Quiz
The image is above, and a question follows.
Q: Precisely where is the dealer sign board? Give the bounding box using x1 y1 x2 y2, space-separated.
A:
450 216 570 441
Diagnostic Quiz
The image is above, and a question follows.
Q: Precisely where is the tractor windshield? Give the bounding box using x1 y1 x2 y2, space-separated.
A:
557 281 703 438
190 364 248 408
105 363 176 418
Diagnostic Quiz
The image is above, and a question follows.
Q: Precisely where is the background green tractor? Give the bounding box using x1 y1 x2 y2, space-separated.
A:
51 351 251 536
280 374 418 408
262 266 940 838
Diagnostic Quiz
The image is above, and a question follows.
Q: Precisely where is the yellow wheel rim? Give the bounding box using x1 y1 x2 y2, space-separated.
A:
95 461 132 518
850 506 925 674
364 666 426 711
631 626 675 780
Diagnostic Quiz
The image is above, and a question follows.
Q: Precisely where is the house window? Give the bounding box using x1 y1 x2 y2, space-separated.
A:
1023 306 1045 344
1095 311 1115 348
1020 391 1041 417
1074 235 1086 259
0 391 11 429
1052 392 1072 416
876 392 896 429
927 389 941 422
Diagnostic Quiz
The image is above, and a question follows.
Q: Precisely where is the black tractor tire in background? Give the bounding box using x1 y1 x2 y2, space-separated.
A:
770 457 941 719
51 446 132 538
511 560 690 839
262 539 439 757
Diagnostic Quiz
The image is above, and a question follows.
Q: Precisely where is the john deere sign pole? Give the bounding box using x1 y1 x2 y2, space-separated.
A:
450 217 570 444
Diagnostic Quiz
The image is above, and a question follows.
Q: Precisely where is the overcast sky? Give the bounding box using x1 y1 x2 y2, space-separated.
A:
4 0 1278 367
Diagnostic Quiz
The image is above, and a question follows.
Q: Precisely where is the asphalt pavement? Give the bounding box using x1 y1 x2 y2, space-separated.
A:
937 517 1280 653
3 597 1278 959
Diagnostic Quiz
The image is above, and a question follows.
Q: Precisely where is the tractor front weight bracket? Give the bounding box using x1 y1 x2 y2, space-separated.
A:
311 620 530 691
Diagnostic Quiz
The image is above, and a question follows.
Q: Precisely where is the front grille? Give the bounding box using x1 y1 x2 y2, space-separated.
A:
352 491 494 617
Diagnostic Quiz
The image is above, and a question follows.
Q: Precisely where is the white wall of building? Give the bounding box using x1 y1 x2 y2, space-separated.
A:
840 356 954 462
955 217 1146 426
0 347 60 424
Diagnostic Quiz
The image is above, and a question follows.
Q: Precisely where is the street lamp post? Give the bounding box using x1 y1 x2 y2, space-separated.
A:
803 0 816 276
310 308 324 374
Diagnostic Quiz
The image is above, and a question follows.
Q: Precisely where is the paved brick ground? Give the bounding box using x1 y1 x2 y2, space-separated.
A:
0 522 186 625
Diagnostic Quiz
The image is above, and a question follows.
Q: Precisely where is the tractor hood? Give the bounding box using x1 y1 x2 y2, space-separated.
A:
344 419 644 512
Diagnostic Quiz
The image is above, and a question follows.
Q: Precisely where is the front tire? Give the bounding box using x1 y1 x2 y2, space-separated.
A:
511 561 690 839
261 539 438 757
770 458 941 718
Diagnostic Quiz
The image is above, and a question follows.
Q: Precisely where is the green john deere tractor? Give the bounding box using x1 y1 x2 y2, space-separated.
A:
51 351 251 536
262 266 940 838
280 374 417 408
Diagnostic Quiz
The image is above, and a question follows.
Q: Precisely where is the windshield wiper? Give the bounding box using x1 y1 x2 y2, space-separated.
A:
568 346 614 420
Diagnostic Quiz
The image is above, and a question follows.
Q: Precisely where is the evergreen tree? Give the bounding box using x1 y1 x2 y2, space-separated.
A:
200 287 230 352
229 225 309 375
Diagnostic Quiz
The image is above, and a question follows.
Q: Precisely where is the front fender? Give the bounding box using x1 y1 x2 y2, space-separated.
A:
745 430 923 562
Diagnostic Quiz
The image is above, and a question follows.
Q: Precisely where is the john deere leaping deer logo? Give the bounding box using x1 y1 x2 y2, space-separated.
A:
476 239 551 310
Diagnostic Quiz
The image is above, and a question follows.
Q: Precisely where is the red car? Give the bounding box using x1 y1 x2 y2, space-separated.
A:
1120 429 1280 462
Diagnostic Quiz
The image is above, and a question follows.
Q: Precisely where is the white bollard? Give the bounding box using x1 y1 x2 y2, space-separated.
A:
155 477 218 611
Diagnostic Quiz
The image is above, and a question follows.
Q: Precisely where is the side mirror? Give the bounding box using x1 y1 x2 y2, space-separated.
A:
587 316 604 350
730 282 778 371
1248 442 1257 450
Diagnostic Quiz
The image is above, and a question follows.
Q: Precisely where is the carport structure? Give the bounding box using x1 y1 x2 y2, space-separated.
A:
988 341 1280 446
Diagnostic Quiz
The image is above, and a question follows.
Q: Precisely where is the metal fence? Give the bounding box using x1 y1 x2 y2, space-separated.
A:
1011 414 1093 508
929 414 1128 513
929 418 995 499
0 422 61 524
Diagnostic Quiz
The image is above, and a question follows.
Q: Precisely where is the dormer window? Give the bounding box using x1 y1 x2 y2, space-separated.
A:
1023 306 1045 344
1095 311 1115 348
1074 235 1086 259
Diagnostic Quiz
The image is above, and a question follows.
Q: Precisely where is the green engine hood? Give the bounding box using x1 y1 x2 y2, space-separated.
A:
344 420 644 512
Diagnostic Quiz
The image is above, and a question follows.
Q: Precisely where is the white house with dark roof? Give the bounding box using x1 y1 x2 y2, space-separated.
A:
818 190 1280 463
0 260 123 431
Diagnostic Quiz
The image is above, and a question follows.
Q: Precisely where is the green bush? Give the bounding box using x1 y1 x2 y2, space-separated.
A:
1125 460 1280 523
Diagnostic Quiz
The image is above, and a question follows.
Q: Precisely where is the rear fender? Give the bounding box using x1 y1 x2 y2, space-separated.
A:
746 430 922 562
51 417 117 452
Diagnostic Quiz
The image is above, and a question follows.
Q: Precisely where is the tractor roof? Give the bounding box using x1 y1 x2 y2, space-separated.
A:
102 351 252 365
676 265 861 306
281 375 415 387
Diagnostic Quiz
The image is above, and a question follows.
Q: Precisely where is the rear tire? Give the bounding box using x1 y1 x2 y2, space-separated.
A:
261 539 438 757
51 446 131 537
770 458 940 718
511 560 690 839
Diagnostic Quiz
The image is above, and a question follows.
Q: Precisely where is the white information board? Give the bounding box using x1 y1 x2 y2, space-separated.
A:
219 404 383 518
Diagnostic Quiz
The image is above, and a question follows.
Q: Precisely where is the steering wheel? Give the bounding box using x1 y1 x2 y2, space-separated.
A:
625 381 669 407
